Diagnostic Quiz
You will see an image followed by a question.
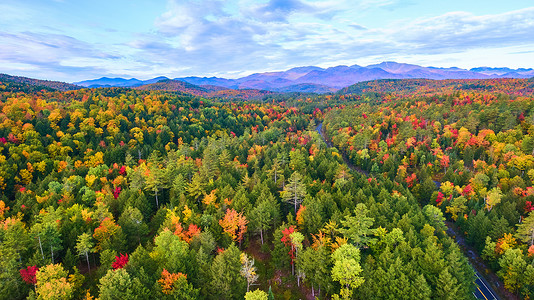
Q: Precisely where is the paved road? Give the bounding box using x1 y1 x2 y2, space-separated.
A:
446 223 500 300
316 122 501 300
474 272 499 300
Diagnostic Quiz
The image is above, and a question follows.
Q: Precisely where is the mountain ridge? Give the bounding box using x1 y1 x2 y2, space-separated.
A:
74 62 534 93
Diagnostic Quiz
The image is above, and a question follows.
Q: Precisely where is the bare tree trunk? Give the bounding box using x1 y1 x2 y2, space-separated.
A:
38 236 44 260
260 228 264 245
51 244 54 264
294 190 298 214
86 251 91 271
155 189 159 208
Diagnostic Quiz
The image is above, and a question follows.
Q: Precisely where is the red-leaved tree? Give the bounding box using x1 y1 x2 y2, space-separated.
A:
112 253 129 269
20 265 38 285
281 226 296 266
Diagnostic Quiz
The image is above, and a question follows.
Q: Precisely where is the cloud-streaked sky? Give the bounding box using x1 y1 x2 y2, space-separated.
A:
1 0 533 82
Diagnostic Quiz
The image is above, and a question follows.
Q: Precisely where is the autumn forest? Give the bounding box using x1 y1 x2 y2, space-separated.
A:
1 75 534 300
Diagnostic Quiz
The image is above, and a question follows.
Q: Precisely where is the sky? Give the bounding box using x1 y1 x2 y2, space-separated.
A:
1 0 534 82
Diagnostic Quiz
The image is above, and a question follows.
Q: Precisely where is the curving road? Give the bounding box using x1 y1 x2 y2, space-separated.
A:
316 122 500 300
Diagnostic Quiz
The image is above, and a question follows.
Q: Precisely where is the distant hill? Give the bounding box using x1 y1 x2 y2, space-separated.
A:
75 62 534 94
0 73 80 91
135 79 274 100
338 78 534 96
273 83 337 93
135 79 210 94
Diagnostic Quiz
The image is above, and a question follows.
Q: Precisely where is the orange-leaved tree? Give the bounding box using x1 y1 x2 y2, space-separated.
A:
219 208 248 247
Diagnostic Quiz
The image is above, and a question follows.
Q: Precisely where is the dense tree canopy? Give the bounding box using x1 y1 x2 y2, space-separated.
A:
1 77 532 299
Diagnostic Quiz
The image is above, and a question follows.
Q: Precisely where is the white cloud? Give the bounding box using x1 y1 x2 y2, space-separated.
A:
1 0 533 81
111 2 534 78
0 31 124 81
389 7 534 51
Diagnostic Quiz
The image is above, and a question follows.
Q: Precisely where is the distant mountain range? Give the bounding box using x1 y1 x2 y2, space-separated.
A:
75 76 169 88
74 62 534 93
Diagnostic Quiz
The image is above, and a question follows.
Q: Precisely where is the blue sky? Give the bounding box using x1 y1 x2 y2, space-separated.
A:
1 0 533 82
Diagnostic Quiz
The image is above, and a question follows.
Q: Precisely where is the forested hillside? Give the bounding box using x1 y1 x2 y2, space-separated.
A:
0 77 532 299
134 79 275 100
338 78 534 96
0 74 81 92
